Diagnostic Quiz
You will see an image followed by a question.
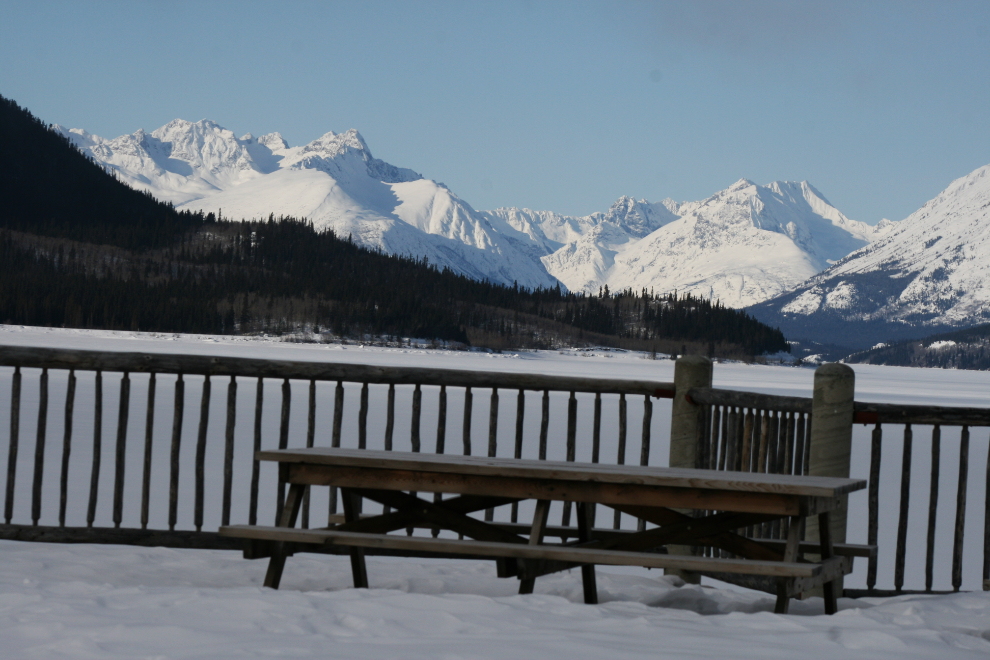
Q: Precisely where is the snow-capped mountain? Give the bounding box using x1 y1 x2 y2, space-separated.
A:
487 180 890 306
55 120 559 290
748 163 990 347
56 118 894 306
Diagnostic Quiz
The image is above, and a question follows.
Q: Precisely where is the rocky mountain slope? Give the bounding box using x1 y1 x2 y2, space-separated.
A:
58 119 892 305
747 163 990 347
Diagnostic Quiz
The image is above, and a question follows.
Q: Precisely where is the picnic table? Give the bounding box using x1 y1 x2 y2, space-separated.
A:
220 448 868 614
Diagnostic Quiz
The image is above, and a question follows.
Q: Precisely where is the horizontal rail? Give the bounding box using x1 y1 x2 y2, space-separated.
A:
854 401 990 427
0 345 673 397
686 387 812 413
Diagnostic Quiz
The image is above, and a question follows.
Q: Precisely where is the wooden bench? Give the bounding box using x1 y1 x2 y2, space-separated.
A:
220 448 868 613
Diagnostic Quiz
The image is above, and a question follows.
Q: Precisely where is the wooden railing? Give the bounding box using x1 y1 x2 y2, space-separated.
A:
687 384 990 594
0 345 675 549
851 402 990 595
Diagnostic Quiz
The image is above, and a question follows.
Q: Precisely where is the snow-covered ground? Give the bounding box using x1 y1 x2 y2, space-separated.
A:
1 325 989 658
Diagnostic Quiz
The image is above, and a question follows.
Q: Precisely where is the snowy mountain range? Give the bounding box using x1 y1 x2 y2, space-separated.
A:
748 164 990 347
57 118 895 307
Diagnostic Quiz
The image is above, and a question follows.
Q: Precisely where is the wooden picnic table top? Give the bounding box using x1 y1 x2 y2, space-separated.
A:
258 448 866 499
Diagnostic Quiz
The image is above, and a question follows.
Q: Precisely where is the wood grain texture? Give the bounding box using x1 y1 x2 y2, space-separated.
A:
262 448 865 497
0 345 674 397
219 525 829 578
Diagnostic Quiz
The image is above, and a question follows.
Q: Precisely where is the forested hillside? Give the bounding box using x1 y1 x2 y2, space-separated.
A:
0 94 788 357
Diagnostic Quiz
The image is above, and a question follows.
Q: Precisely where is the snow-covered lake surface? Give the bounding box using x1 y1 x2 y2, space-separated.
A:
1 325 989 658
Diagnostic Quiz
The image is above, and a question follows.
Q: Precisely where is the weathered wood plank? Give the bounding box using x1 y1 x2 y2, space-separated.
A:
284 463 844 517
614 392 627 529
31 368 49 526
59 370 76 527
867 422 881 591
301 379 315 529
4 367 21 524
741 409 754 473
953 425 969 592
168 374 183 532
358 382 369 450
926 424 940 592
0 345 674 398
486 388 500 522
219 525 830 578
222 376 237 528
793 413 806 477
140 373 155 530
894 424 913 591
194 375 211 532
88 371 103 529
266 449 863 496
112 371 129 529
854 401 990 427
687 387 812 414
249 377 262 525
463 387 473 456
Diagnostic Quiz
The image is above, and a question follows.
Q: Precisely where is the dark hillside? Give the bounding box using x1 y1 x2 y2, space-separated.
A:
0 93 788 356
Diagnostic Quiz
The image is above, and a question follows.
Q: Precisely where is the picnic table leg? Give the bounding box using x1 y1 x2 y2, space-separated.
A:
577 502 598 605
343 488 370 588
818 511 838 614
774 516 803 614
519 499 551 595
263 483 304 589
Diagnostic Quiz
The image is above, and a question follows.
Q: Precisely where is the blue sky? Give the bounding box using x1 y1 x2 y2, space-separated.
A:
2 1 988 223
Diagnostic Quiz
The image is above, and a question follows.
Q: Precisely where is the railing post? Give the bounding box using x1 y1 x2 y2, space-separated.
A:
667 355 713 583
806 362 855 598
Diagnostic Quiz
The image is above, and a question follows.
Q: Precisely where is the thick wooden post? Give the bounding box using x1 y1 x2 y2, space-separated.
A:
666 355 712 583
806 362 855 598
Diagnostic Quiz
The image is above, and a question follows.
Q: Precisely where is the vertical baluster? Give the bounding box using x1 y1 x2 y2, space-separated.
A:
486 388 500 522
411 384 422 453
59 370 76 527
735 407 746 471
329 380 343 518
539 390 550 461
511 389 525 523
793 413 806 476
592 392 602 465
741 409 754 473
88 371 103 529
952 425 970 592
762 411 779 539
31 368 49 526
222 376 237 528
708 405 721 470
717 407 730 471
756 410 770 473
866 422 882 591
4 366 21 524
774 414 790 539
784 412 796 475
168 374 182 531
249 378 262 526
300 379 315 529
112 372 130 529
636 394 652 533
561 391 577 527
803 414 813 475
194 375 211 532
724 408 738 472
140 373 155 530
894 424 913 592
695 404 709 470
358 382 369 449
462 387 473 456
613 393 627 529
275 378 290 524
385 383 395 451
984 429 990 587
925 425 940 592
431 385 447 532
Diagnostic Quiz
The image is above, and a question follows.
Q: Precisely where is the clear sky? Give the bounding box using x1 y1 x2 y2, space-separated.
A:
2 1 988 223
